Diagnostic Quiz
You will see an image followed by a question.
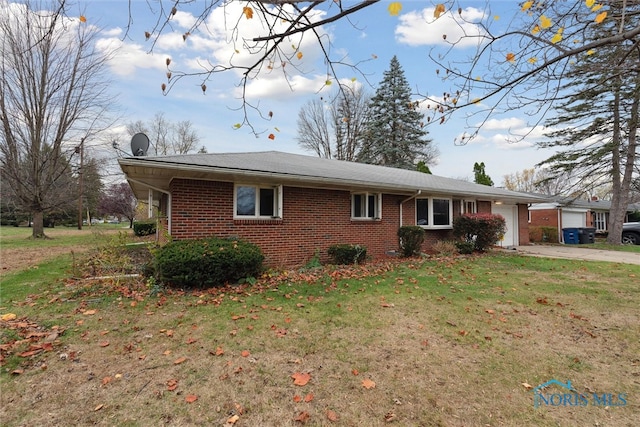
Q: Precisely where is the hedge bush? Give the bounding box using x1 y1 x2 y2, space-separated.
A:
397 226 425 257
133 220 156 236
529 226 558 243
453 213 507 252
154 237 264 288
327 244 367 265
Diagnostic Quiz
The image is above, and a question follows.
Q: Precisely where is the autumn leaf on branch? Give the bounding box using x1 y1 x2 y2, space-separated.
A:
388 2 402 16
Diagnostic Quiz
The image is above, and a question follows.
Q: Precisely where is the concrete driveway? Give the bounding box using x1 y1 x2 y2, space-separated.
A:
511 245 640 265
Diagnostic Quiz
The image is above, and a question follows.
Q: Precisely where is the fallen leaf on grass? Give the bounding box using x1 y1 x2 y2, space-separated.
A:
304 393 314 402
362 378 376 389
522 382 533 390
11 369 24 375
293 395 302 403
185 394 198 403
226 414 240 425
326 409 339 422
83 310 97 315
212 346 224 356
102 376 112 386
167 379 178 391
1 313 17 321
292 372 311 386
294 411 310 423
241 350 251 357
98 341 109 347
94 404 104 411
173 356 187 365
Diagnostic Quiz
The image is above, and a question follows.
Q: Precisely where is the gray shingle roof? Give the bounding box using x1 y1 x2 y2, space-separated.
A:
120 151 544 202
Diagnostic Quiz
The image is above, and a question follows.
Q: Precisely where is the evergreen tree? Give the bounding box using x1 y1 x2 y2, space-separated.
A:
537 2 638 244
416 161 431 174
358 56 437 170
473 162 494 186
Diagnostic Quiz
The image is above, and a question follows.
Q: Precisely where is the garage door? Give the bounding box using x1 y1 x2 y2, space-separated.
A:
562 210 586 228
492 204 518 247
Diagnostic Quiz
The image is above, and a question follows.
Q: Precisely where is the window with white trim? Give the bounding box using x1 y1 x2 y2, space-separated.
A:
234 184 282 218
351 192 381 220
462 199 477 214
593 211 607 231
416 197 453 228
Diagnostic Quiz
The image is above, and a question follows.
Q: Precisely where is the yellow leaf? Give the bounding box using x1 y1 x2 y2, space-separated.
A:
243 7 253 19
521 1 533 12
472 98 481 105
434 4 445 18
528 57 537 64
506 52 516 63
587 49 595 55
233 123 241 129
494 15 500 21
540 15 552 29
296 51 303 60
325 80 332 86
586 0 595 7
551 28 563 44
79 15 87 23
594 11 607 24
1 313 17 321
592 4 603 12
388 2 402 16
531 25 540 35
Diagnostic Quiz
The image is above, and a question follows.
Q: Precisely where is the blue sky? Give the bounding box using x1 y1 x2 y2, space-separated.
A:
82 1 559 184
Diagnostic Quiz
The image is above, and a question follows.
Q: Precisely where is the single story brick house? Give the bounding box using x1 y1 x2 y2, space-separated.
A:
529 196 640 241
119 151 543 267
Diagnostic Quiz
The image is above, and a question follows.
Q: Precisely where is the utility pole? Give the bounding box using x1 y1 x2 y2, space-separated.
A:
76 137 84 230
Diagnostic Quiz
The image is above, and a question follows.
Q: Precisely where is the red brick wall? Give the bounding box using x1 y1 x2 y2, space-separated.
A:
530 209 559 228
170 179 407 267
167 179 531 265
518 204 530 245
477 201 492 213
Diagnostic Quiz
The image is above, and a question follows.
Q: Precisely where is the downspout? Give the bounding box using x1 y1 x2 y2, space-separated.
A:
558 208 562 243
399 190 422 227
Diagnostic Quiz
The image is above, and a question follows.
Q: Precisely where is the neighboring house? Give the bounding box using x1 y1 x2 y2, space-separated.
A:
119 151 544 267
529 197 640 242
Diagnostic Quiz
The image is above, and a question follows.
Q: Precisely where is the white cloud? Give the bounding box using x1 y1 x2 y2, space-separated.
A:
96 36 167 76
395 7 487 48
482 117 527 130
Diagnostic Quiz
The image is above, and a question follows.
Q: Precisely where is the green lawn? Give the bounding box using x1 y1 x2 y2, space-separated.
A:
1 236 639 426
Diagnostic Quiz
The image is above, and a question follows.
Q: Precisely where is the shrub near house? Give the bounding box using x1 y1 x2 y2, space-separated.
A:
154 237 264 288
453 213 507 252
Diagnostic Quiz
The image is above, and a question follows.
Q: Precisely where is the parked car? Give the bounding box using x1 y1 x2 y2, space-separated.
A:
622 222 640 245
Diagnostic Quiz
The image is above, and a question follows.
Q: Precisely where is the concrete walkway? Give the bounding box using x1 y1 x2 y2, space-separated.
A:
509 245 640 265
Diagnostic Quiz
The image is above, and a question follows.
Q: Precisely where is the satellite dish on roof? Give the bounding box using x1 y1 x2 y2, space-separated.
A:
130 133 150 156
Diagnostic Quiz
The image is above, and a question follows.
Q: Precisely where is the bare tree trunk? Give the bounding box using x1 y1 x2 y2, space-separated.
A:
32 211 45 238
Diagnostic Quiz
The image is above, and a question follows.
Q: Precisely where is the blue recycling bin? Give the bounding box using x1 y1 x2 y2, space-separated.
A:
562 228 580 244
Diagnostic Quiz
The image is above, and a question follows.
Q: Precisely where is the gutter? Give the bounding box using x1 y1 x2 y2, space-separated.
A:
399 190 421 227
